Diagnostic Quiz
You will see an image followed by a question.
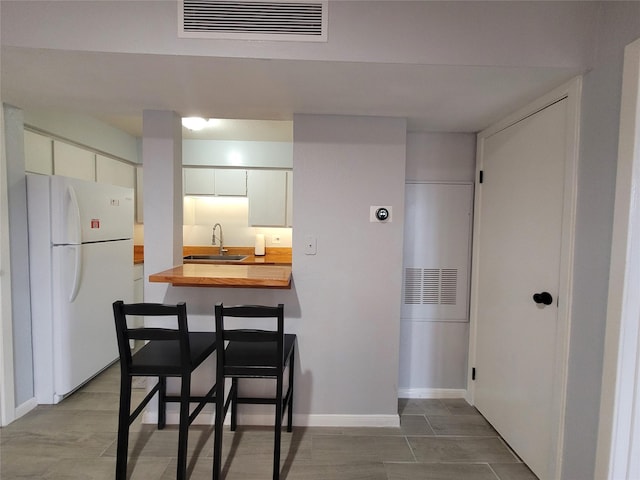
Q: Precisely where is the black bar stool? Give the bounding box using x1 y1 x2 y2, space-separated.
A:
213 303 296 480
113 301 217 480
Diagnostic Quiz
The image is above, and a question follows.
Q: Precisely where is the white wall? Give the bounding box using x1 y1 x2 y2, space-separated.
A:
158 114 407 425
292 114 406 420
563 3 640 480
400 133 476 394
406 133 476 183
3 105 33 409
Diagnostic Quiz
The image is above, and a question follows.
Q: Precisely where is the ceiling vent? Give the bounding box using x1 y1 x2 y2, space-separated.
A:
179 1 327 42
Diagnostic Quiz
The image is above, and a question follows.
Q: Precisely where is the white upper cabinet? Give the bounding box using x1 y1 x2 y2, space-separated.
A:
24 130 53 175
247 170 288 227
96 154 136 188
53 140 96 181
184 167 216 195
214 169 247 196
183 167 246 196
25 129 142 223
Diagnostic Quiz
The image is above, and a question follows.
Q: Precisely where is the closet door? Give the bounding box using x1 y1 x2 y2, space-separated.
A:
399 183 473 393
472 96 575 480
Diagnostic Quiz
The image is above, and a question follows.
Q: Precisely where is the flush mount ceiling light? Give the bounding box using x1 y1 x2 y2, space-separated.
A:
182 117 220 131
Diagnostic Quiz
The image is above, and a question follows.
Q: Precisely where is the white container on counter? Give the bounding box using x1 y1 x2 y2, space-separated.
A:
255 234 265 256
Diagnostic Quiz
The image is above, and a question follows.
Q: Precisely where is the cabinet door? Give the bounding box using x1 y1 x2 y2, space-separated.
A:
96 155 135 188
24 130 53 175
184 168 247 196
248 170 287 226
53 141 96 181
214 169 246 196
184 167 215 195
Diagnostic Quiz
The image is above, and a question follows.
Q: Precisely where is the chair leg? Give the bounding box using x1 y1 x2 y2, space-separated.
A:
231 377 238 431
116 374 132 480
213 377 225 480
158 376 167 430
287 348 295 432
273 375 284 480
176 374 191 480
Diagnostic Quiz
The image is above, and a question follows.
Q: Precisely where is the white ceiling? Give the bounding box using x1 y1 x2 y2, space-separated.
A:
1 46 582 140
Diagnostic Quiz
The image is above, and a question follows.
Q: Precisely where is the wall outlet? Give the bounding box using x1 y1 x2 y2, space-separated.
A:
272 235 281 244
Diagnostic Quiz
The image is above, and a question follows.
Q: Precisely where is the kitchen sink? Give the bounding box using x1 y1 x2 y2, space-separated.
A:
183 255 248 262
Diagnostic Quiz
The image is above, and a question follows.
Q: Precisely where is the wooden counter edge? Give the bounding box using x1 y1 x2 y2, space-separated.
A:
148 265 292 289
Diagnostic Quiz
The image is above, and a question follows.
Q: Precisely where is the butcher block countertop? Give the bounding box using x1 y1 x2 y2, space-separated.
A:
139 245 292 288
134 245 144 264
148 264 292 289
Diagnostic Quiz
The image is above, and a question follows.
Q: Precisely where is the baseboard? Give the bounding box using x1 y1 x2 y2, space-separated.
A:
293 414 400 428
14 397 37 420
398 388 467 399
143 412 400 428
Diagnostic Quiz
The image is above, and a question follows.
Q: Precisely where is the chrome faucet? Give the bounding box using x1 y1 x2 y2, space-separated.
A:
212 223 227 255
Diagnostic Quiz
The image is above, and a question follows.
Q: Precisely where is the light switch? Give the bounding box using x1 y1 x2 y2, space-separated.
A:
304 235 317 255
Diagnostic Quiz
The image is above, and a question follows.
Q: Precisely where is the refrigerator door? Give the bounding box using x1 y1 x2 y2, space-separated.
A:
51 239 133 401
50 175 134 245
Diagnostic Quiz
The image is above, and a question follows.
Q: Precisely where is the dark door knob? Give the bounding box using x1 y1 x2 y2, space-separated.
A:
533 292 553 305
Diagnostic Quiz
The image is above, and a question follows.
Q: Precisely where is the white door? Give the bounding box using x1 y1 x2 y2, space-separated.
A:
472 86 578 480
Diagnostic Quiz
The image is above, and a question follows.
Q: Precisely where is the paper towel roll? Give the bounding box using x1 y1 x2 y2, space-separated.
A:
254 234 265 256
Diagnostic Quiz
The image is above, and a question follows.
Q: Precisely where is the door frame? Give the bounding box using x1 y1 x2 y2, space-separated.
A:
467 77 582 478
595 37 640 480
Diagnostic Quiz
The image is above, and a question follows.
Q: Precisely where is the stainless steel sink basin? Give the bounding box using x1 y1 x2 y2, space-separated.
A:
183 254 248 262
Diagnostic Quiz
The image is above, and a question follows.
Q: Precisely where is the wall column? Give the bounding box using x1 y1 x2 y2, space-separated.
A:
142 110 182 302
4 105 33 413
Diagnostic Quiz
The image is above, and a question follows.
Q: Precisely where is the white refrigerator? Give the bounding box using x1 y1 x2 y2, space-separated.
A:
27 174 134 404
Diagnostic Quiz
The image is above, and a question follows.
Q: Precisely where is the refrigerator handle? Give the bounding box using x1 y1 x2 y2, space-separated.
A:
67 185 82 244
69 245 82 302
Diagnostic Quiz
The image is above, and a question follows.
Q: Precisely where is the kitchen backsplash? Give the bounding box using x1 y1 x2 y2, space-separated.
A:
132 196 292 247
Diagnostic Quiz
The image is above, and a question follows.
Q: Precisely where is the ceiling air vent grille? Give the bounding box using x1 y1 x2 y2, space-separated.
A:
179 1 327 42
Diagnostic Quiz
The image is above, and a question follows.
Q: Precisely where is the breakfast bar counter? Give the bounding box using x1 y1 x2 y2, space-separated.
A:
148 263 292 289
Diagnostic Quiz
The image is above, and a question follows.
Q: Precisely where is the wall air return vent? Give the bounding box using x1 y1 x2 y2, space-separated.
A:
179 1 327 42
401 266 465 321
403 268 458 307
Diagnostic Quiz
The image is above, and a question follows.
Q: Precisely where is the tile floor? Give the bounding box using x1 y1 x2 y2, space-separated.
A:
0 364 538 479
